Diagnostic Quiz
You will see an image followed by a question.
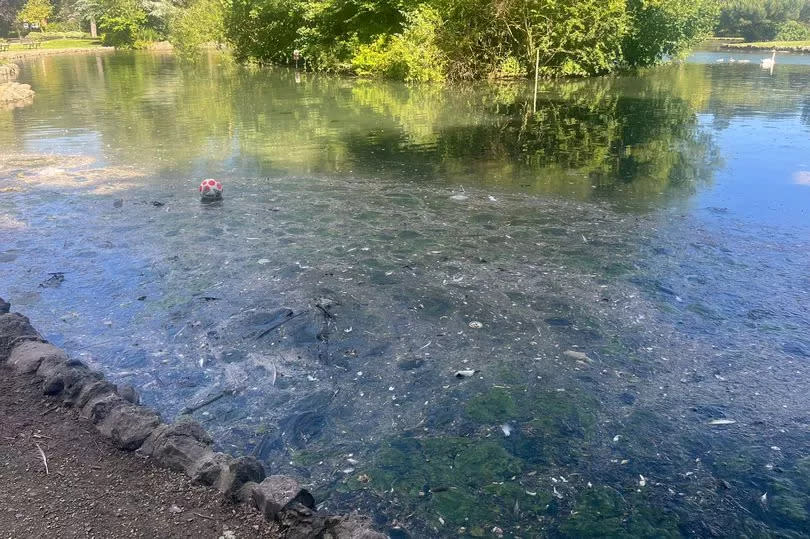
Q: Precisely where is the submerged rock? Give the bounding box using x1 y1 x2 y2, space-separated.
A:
0 82 34 108
0 63 18 79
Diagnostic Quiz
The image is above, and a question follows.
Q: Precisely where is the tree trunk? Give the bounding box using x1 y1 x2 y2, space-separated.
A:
90 17 97 39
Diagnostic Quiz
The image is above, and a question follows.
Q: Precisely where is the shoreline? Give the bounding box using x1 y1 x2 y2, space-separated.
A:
0 298 383 538
722 43 810 52
0 47 114 61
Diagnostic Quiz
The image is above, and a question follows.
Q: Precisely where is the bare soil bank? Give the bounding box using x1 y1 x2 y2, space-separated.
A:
0 366 279 539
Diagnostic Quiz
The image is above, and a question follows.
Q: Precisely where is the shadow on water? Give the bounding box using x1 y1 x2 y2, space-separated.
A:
2 52 810 537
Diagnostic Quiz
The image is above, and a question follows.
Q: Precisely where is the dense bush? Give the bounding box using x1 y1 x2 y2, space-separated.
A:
98 0 146 48
352 6 444 82
716 0 810 41
775 19 810 40
223 0 718 80
169 0 224 59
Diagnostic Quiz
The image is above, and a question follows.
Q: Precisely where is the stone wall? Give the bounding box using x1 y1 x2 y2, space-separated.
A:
0 298 384 539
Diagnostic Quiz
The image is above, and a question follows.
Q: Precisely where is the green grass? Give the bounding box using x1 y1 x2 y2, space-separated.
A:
725 40 810 51
7 38 102 51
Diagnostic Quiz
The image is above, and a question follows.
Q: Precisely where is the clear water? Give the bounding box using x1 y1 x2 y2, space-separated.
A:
1 51 810 537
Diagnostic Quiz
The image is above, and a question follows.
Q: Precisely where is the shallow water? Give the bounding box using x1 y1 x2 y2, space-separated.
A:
1 51 810 537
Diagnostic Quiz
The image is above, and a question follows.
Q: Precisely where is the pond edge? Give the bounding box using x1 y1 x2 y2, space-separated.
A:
0 297 384 539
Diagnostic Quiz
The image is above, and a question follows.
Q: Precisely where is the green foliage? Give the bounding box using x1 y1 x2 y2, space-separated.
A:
220 0 720 80
775 19 810 39
716 0 810 41
45 21 83 32
222 0 303 63
169 0 224 60
98 0 145 48
624 0 720 67
351 6 444 82
16 0 54 26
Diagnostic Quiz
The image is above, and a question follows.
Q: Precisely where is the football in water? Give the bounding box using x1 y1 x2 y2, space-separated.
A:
199 179 223 201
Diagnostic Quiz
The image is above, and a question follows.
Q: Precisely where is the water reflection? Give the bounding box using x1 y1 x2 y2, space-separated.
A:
2 52 810 537
3 53 725 209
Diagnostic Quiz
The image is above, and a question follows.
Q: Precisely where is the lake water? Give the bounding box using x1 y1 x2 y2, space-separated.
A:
1 49 809 537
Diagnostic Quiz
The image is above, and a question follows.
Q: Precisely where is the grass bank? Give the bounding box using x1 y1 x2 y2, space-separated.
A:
724 40 810 52
7 38 102 51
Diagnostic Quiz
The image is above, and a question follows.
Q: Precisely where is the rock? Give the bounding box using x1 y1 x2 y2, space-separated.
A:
563 350 591 362
7 341 67 374
96 404 160 450
0 64 18 79
278 503 328 539
36 357 92 397
0 312 43 361
252 476 315 520
188 451 230 486
117 384 140 404
69 379 118 409
0 297 9 314
216 456 266 499
81 392 128 424
140 420 213 473
235 481 259 504
0 82 35 107
323 515 386 539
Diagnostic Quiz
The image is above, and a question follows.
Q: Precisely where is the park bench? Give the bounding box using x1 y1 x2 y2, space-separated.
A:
23 41 42 50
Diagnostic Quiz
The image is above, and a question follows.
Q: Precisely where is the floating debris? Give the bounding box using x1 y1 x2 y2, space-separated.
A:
612 435 621 442
450 194 469 201
501 424 512 437
454 369 479 378
257 258 271 265
760 493 768 506
563 350 591 362
707 419 737 425
468 321 483 329
639 475 647 487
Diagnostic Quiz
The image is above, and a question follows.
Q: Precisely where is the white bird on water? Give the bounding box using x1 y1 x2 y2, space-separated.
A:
760 51 776 69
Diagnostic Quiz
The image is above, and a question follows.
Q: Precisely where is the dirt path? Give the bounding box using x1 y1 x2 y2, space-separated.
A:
0 366 279 539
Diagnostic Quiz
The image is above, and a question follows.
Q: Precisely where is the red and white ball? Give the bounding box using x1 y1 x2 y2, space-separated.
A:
199 178 223 201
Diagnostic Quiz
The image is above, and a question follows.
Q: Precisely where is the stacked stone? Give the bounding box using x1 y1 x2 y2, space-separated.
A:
0 298 383 539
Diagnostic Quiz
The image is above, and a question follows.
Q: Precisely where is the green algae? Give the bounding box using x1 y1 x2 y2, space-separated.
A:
769 479 809 524
466 388 517 423
363 436 528 528
560 487 682 538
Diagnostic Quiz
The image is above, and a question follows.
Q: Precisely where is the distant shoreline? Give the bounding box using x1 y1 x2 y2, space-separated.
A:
0 47 114 61
723 42 810 53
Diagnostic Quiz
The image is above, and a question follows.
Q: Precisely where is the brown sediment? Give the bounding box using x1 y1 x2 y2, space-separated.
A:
0 301 384 539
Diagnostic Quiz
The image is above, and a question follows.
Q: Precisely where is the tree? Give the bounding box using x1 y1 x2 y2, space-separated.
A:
169 0 224 59
0 0 25 36
715 0 809 41
97 0 146 47
623 0 720 67
73 0 103 37
16 0 54 29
